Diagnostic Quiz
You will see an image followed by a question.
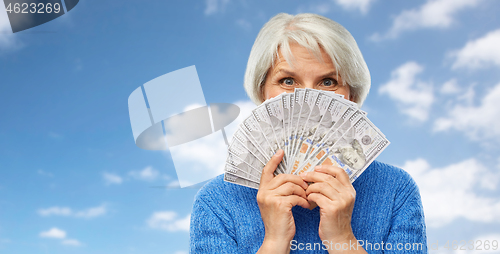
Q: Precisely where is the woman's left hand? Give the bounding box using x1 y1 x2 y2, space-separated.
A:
300 165 357 245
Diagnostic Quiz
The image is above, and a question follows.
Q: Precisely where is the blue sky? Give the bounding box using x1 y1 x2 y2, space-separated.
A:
1 0 500 253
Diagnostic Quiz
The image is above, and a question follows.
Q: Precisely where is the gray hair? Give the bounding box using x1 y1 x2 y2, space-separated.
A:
243 13 371 107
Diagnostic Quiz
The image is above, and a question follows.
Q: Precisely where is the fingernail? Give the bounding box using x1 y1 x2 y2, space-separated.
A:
315 165 322 171
300 172 308 177
274 149 282 157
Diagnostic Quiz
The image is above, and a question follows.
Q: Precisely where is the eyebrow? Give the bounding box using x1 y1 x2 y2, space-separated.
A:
274 68 339 79
319 71 339 79
273 68 296 76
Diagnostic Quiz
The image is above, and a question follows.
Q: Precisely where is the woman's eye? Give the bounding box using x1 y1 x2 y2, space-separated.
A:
322 79 337 87
281 78 295 86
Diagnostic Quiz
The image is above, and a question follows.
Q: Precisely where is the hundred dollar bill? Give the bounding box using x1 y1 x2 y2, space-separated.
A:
228 132 266 177
264 96 287 166
289 89 320 172
281 93 292 169
252 97 287 173
302 92 358 162
295 108 363 174
323 90 344 100
232 128 268 170
224 163 260 183
242 112 286 174
291 96 354 174
290 92 334 173
284 92 294 169
288 88 306 169
224 172 259 189
224 88 388 189
321 90 362 110
239 127 273 164
316 116 390 182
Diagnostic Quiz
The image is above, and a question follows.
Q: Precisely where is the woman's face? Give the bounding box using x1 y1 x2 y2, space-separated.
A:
262 43 351 101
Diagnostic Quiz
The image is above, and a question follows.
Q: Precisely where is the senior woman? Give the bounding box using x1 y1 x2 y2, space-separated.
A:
190 13 427 253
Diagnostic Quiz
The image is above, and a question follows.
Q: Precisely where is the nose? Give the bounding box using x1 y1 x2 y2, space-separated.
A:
303 82 315 89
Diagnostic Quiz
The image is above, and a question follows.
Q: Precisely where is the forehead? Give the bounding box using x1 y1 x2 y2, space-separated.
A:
271 43 336 75
276 43 332 66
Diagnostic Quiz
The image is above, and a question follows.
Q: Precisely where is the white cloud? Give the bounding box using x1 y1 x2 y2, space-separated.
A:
298 2 331 15
371 0 482 40
378 62 434 121
147 211 190 232
104 168 168 185
38 207 72 217
129 166 159 181
169 131 227 187
74 205 107 218
39 228 66 239
434 82 500 141
334 0 375 14
403 158 500 228
38 204 107 219
204 0 230 16
102 172 123 185
297 0 375 15
39 228 82 246
440 79 461 94
456 83 476 105
61 239 82 246
451 29 500 70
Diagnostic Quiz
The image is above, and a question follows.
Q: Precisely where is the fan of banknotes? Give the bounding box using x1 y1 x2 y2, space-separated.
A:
224 88 390 189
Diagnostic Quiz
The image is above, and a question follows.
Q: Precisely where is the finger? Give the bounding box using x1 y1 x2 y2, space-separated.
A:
302 171 350 197
315 165 356 198
300 171 338 186
260 149 284 186
283 195 310 210
314 165 351 187
305 182 338 200
274 182 308 199
307 192 332 209
268 173 308 190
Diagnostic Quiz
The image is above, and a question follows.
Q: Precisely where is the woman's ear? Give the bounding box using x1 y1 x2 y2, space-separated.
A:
259 73 268 102
349 90 356 103
259 85 265 103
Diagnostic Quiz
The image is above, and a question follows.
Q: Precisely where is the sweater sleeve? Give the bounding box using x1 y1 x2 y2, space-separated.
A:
189 196 238 253
384 175 427 253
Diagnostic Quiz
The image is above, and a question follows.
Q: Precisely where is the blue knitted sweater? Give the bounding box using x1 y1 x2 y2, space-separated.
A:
190 161 427 253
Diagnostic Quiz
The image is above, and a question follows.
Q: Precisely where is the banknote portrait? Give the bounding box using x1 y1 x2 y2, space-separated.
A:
334 139 367 171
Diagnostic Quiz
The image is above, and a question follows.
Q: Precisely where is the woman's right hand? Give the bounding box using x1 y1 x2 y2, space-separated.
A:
256 149 310 254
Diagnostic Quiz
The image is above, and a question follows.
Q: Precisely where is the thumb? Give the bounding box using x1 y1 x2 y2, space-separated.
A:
260 149 284 186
